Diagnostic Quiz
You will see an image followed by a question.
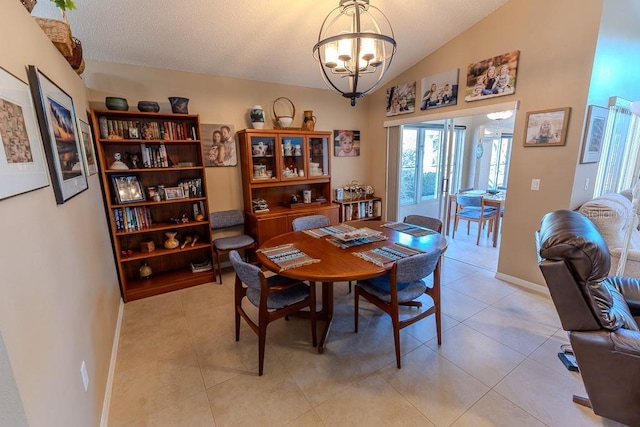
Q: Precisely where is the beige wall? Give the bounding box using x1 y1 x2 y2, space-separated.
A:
366 0 607 286
0 0 121 425
83 61 372 212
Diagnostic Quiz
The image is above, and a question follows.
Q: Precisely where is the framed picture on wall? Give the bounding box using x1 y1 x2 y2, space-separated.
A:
200 123 236 167
580 105 608 164
334 130 360 157
78 117 98 175
27 65 88 204
523 107 571 147
420 69 459 110
0 66 49 200
465 50 519 102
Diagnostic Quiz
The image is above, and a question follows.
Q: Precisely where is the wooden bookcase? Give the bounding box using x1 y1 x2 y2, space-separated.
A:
237 129 339 246
91 109 214 302
334 196 383 222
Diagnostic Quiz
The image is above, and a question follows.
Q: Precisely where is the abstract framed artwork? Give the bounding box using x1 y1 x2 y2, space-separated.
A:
386 81 416 116
0 66 49 200
580 105 608 164
523 107 571 147
27 65 87 204
420 69 459 110
78 117 98 175
465 50 519 102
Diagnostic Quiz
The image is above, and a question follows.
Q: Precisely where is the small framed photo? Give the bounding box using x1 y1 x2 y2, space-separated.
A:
580 105 608 164
112 174 145 204
164 186 185 200
128 127 139 139
523 107 571 147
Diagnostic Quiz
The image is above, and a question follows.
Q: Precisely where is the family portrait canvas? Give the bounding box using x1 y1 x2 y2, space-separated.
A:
465 50 519 102
386 81 416 117
420 69 459 110
201 123 236 167
334 130 360 157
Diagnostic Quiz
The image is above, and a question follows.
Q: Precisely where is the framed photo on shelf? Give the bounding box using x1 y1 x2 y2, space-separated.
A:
0 66 49 200
580 105 608 164
111 174 145 204
178 178 202 197
164 186 185 200
27 65 88 204
523 107 571 147
77 117 98 175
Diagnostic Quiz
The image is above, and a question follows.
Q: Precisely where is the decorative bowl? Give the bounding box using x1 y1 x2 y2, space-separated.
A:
168 97 189 114
105 97 129 111
137 101 160 113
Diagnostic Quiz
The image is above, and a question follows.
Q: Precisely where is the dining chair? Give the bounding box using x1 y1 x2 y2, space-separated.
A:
452 193 498 245
403 215 443 233
291 214 330 231
230 250 317 376
211 209 256 284
354 247 444 368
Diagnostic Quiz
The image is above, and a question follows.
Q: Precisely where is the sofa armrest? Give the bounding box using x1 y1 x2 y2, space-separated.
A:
609 248 640 278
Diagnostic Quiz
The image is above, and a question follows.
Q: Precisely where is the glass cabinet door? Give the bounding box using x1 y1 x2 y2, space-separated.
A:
280 136 305 180
308 136 330 177
249 135 276 182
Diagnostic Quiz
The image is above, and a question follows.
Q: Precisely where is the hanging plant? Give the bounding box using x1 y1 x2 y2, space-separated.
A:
51 0 75 11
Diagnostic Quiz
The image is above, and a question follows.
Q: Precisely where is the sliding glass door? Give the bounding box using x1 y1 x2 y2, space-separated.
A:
399 122 466 220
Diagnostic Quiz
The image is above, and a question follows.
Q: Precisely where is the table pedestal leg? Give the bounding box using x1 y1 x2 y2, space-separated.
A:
317 282 333 354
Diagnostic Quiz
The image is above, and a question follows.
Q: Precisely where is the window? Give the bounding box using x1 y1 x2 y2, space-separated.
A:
488 133 512 189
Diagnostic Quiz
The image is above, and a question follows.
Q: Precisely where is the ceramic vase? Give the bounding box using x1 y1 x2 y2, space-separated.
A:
168 97 189 114
250 105 265 129
164 231 179 249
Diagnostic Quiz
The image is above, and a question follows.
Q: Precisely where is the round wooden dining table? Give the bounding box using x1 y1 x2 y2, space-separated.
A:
257 220 448 353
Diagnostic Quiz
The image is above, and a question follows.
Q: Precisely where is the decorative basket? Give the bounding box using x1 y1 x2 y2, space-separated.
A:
74 59 85 75
65 37 83 69
20 0 38 13
34 17 73 57
272 97 299 129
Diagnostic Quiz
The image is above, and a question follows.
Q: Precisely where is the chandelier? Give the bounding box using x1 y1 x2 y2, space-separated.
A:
313 0 396 106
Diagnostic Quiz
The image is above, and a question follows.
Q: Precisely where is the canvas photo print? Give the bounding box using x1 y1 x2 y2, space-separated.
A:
201 123 236 167
420 69 459 110
465 50 519 102
334 130 360 157
386 81 416 117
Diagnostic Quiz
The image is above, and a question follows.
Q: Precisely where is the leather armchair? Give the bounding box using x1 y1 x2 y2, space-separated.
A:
536 209 640 426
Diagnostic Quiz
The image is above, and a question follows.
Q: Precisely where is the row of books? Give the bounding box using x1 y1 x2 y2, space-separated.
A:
343 200 382 221
140 143 169 168
113 206 152 232
99 118 197 141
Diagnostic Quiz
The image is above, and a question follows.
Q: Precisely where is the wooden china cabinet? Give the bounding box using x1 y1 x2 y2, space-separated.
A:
237 129 339 246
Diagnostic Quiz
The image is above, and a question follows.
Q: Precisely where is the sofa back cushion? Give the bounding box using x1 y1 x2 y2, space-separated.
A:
579 193 634 249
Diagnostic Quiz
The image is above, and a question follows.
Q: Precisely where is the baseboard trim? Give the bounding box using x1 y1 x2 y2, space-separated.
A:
494 272 550 297
100 298 124 427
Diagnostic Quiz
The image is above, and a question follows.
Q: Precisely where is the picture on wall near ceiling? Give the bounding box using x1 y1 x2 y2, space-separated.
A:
523 107 571 147
78 118 97 175
0 66 49 201
27 65 88 204
465 50 519 102
580 105 608 164
420 69 459 110
201 123 236 167
334 130 360 157
386 81 416 116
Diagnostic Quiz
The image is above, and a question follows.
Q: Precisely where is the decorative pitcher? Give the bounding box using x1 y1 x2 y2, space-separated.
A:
303 110 316 131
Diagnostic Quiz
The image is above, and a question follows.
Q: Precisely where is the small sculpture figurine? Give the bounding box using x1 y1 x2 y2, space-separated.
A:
290 194 298 204
139 262 153 279
110 152 129 170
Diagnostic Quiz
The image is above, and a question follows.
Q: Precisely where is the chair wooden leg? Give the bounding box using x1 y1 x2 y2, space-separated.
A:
476 221 482 245
393 318 401 369
258 322 267 376
214 250 223 284
348 281 352 293
235 310 240 341
354 289 360 333
309 286 317 347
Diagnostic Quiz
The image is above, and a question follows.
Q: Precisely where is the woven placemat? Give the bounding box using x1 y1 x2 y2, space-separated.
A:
258 244 320 271
328 233 388 249
382 222 436 237
353 243 425 266
302 224 357 238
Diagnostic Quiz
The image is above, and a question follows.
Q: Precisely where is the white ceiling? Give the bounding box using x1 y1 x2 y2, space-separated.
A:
31 0 509 91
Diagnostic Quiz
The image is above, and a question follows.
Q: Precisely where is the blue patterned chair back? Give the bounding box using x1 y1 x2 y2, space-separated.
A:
456 193 482 208
395 248 442 284
292 214 330 231
229 250 261 290
210 209 245 229
403 215 443 233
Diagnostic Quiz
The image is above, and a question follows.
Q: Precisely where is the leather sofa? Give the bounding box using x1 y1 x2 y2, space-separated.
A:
536 209 640 426
578 192 640 276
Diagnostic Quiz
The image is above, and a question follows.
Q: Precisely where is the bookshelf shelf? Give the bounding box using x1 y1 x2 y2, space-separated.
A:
334 196 382 222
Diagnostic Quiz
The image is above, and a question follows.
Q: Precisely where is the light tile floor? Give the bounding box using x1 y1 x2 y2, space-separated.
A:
107 225 625 426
